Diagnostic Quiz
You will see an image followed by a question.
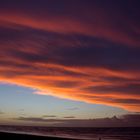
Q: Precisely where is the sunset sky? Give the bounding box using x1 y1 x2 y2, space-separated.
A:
0 0 140 126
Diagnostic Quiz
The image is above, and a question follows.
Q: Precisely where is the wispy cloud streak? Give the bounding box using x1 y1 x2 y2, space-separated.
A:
15 114 140 127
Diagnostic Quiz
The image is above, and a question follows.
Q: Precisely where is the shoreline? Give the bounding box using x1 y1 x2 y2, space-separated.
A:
0 131 77 140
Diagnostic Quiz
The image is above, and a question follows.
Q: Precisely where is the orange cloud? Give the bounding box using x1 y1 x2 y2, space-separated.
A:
0 62 140 111
0 1 140 111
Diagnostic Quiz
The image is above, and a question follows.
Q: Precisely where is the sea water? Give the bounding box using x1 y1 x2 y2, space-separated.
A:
0 125 140 140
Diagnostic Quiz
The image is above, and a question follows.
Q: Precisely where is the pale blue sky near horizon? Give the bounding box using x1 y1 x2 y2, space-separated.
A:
0 82 129 124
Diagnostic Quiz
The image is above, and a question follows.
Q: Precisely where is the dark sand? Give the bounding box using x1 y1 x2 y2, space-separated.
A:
0 131 76 140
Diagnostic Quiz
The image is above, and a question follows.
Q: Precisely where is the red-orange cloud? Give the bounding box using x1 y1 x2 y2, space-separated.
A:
0 0 140 111
0 0 139 47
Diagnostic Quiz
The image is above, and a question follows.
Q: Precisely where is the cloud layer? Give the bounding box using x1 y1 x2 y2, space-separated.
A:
0 0 140 111
15 114 140 127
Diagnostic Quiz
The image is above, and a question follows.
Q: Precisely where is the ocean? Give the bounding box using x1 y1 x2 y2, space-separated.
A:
0 125 140 140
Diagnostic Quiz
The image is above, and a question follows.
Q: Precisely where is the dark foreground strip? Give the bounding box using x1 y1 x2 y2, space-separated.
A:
0 132 76 140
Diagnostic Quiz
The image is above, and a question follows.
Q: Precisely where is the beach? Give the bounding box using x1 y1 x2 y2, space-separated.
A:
0 131 76 140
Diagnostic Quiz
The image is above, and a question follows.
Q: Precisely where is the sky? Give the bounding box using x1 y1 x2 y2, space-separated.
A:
0 0 140 126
